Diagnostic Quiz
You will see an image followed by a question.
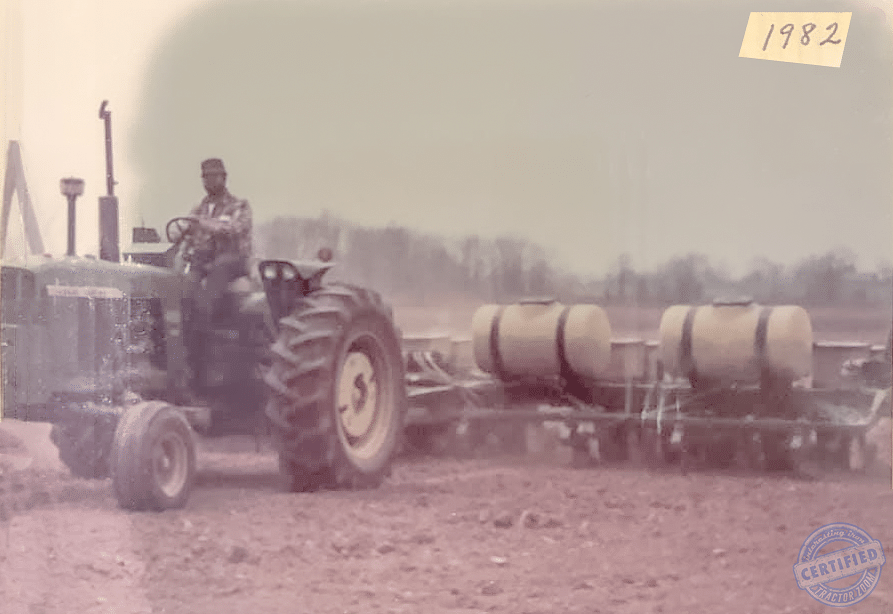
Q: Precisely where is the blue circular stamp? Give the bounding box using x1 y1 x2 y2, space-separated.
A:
794 522 886 607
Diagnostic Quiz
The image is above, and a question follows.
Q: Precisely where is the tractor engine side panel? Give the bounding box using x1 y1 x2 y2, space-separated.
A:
1 260 191 420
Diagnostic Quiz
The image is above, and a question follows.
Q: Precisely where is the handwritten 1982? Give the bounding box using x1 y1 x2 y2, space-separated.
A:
739 12 851 68
761 21 842 51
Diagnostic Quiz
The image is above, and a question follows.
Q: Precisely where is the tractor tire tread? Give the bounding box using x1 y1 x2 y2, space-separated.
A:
264 283 406 493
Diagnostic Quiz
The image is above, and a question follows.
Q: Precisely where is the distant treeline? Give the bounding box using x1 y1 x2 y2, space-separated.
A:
256 213 893 308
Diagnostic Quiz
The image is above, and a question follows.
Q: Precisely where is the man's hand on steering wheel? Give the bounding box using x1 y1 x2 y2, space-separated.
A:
166 215 228 245
166 216 200 244
165 215 219 270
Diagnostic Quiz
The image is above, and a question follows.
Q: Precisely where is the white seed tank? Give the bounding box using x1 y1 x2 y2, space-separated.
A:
659 300 813 385
472 300 612 381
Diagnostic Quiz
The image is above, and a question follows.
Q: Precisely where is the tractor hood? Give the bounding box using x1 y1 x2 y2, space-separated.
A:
4 254 189 300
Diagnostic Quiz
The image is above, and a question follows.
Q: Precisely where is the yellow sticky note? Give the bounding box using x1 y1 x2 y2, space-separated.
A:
739 12 852 68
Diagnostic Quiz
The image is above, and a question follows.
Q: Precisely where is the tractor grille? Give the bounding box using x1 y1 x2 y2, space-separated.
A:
127 298 167 370
51 295 129 400
43 294 169 402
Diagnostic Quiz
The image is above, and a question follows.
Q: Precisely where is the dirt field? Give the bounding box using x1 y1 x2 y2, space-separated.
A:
1 300 891 614
1 416 892 614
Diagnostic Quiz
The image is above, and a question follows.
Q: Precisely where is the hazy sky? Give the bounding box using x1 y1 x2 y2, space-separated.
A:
2 0 892 277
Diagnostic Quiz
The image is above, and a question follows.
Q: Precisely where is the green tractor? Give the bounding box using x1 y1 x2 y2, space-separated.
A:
0 105 407 511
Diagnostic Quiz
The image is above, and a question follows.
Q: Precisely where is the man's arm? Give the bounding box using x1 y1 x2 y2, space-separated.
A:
214 198 252 237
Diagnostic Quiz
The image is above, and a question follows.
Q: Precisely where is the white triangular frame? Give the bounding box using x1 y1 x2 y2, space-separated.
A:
1 140 45 257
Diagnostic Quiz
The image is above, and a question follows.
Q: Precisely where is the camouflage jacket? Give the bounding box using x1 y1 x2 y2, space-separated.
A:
187 189 253 260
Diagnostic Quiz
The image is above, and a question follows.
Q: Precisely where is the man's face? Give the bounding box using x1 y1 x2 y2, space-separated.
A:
202 171 226 195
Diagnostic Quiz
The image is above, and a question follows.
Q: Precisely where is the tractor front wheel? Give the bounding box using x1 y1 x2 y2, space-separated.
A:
264 284 407 492
110 401 196 511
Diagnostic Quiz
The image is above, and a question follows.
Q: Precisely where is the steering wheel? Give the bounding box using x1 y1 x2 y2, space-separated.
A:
165 216 218 273
166 216 199 244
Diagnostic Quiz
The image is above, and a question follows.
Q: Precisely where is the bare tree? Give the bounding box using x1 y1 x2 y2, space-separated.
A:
794 248 858 305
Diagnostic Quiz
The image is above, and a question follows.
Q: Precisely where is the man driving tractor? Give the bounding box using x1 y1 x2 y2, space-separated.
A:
171 158 253 330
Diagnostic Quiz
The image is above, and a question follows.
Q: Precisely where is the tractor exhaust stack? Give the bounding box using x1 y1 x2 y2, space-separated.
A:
98 100 120 263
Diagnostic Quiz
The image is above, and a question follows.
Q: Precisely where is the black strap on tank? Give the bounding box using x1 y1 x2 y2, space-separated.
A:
754 306 773 378
680 306 698 383
489 306 508 380
556 305 573 381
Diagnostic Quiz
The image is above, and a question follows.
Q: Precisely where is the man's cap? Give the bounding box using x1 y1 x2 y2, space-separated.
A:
201 158 226 175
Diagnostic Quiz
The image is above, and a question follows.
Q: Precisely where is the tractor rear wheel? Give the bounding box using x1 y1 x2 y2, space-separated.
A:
110 401 196 511
264 284 407 492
